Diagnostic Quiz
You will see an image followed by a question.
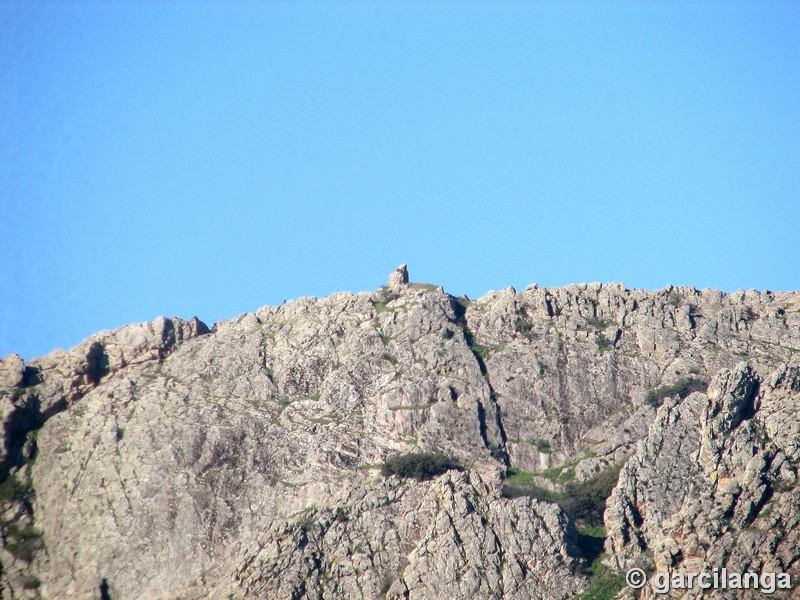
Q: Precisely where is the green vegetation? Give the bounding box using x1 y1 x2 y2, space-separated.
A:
574 525 626 599
504 467 535 486
514 318 538 341
575 526 606 564
560 463 623 527
471 344 489 361
22 576 41 590
644 377 708 408
374 288 400 314
381 452 463 481
575 554 626 600
535 438 552 453
539 462 577 484
501 467 564 504
501 463 624 528
4 525 44 562
596 333 612 352
454 296 473 311
379 576 394 597
0 473 33 503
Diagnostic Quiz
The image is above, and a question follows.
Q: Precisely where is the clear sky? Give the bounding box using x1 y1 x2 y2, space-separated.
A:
2 1 799 360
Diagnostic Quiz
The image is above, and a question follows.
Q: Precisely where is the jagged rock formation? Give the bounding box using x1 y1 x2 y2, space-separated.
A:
606 363 800 599
1 282 798 599
389 264 409 288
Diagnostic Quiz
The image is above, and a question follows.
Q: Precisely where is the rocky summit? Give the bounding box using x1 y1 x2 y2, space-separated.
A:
1 279 799 599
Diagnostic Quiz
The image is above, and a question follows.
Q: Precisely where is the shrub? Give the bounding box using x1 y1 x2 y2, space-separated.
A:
575 556 626 600
455 296 473 311
501 463 623 528
4 526 43 562
381 452 463 481
644 377 708 408
0 474 32 503
560 463 623 527
596 333 612 352
575 525 607 564
514 318 537 340
471 344 489 361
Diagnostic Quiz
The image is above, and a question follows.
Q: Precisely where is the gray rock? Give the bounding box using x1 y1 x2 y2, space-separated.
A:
389 264 409 287
1 283 799 598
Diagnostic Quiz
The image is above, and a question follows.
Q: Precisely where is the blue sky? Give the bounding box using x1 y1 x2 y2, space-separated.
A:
2 1 799 360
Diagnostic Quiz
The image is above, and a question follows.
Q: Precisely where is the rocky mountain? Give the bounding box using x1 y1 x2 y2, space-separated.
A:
1 275 799 599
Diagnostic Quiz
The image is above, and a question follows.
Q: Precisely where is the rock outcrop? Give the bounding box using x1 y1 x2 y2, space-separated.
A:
606 362 800 598
0 282 798 599
389 264 409 287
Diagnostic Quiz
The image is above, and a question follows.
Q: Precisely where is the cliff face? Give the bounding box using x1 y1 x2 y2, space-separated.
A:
1 282 799 599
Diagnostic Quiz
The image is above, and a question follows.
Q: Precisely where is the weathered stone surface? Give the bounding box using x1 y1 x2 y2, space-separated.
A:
389 264 409 287
225 471 584 600
0 283 798 599
0 354 25 389
606 362 800 598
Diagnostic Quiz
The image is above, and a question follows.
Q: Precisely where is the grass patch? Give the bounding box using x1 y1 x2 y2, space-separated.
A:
539 462 577 484
502 467 564 503
374 300 392 314
381 452 463 481
575 554 626 600
502 463 624 528
504 467 536 486
644 377 708 408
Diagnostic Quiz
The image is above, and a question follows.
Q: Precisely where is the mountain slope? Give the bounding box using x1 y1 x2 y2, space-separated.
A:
1 282 799 598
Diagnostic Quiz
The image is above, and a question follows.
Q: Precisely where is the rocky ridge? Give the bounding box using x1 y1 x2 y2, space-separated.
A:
1 280 799 598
